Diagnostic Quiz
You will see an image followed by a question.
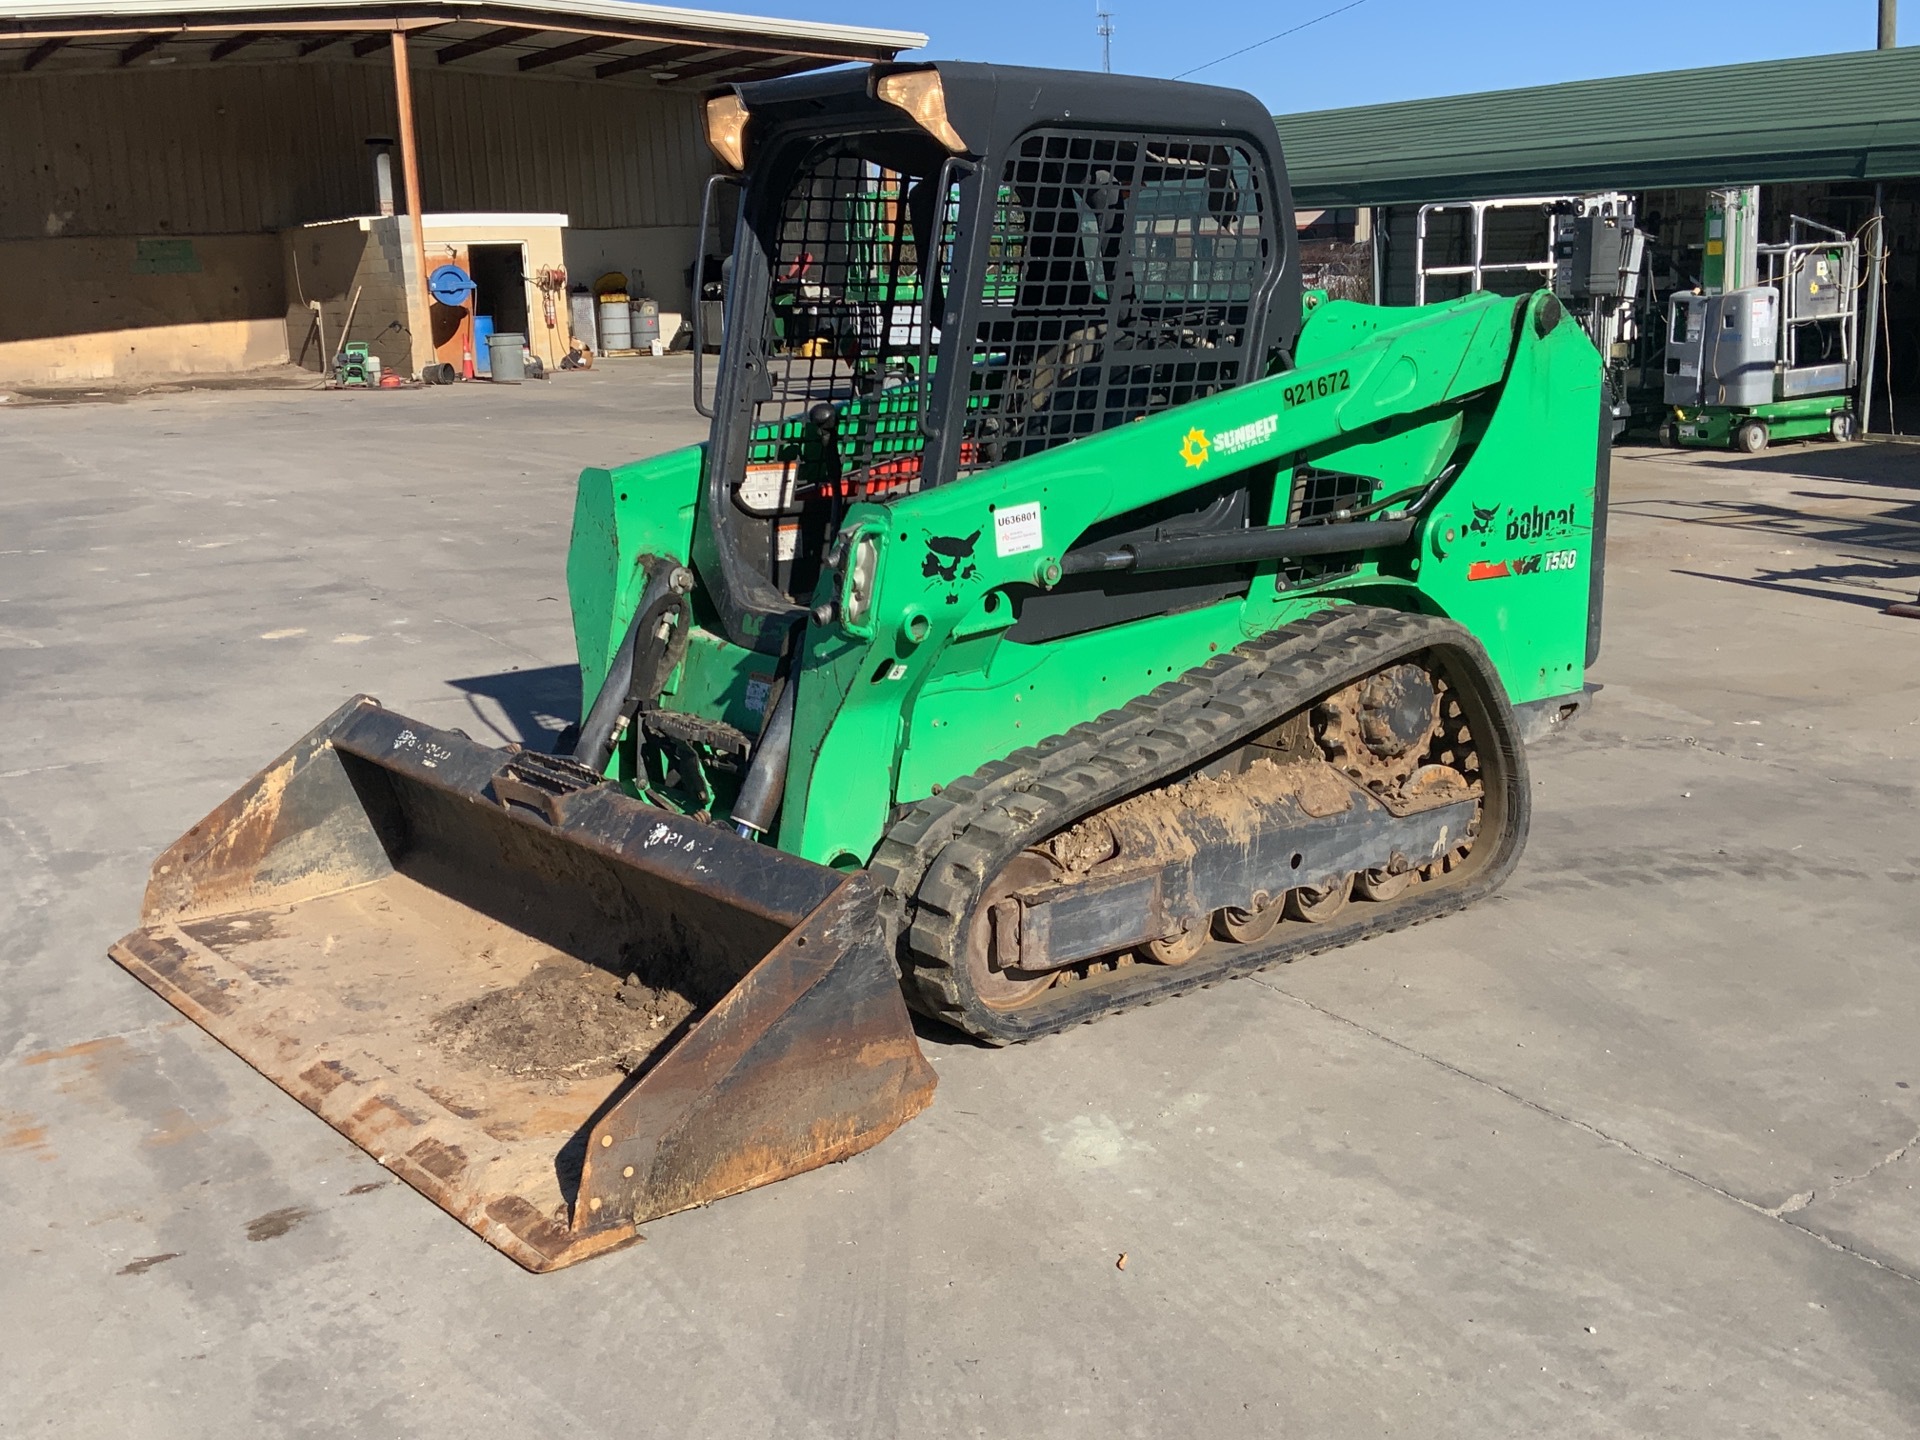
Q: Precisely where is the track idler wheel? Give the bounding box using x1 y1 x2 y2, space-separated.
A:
1145 918 1210 965
1286 872 1354 923
967 852 1061 1009
1217 894 1283 944
1355 866 1413 902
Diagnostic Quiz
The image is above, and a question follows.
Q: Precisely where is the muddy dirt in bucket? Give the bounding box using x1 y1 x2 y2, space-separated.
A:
426 960 698 1081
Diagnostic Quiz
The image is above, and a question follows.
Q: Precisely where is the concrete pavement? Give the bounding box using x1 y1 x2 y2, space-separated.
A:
3 365 1918 1436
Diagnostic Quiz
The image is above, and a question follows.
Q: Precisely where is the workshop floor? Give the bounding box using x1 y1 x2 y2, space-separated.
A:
3 360 1918 1436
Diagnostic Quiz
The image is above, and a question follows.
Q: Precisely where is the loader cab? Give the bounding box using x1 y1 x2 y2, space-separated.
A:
693 62 1302 653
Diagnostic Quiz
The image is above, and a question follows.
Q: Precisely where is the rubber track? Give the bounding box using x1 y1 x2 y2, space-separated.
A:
867 605 1533 1044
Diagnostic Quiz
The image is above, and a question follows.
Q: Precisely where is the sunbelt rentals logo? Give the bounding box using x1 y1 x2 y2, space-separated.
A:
1180 414 1276 469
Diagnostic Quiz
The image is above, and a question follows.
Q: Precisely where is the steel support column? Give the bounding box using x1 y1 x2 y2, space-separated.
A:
392 30 435 379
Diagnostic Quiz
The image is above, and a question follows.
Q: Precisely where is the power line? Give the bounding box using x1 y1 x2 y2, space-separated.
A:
1171 0 1368 80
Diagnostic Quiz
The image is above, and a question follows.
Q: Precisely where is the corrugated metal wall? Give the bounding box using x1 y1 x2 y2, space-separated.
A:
413 67 709 229
2 59 711 241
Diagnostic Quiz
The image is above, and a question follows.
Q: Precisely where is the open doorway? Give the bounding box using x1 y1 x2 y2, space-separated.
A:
470 243 530 341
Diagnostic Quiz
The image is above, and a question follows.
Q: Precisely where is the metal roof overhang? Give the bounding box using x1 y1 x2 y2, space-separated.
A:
1274 45 1920 208
0 0 923 88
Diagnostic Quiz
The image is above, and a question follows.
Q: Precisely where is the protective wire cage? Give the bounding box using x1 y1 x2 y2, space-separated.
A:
741 144 951 505
1276 464 1375 589
958 130 1270 474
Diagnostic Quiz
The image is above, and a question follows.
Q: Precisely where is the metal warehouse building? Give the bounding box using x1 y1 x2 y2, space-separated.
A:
0 0 920 387
1275 44 1920 436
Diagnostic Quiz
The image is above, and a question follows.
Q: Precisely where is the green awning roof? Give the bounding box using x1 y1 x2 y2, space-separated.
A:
1275 45 1920 208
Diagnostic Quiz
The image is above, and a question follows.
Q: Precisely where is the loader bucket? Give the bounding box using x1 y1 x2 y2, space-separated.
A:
109 697 936 1271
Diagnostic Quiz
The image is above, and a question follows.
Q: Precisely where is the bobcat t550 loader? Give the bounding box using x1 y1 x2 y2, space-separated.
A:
112 63 1605 1269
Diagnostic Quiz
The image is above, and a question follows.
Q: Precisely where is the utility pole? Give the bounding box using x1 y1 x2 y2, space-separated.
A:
1871 2 1911 612
1861 0 1896 438
1097 6 1113 72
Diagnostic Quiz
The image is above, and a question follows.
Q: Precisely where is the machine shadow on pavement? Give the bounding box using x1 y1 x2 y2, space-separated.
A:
1614 495 1920 553
1675 559 1920 611
1701 442 1920 487
445 664 580 748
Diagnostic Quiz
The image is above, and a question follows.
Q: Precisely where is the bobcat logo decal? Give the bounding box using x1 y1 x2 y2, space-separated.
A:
922 530 981 603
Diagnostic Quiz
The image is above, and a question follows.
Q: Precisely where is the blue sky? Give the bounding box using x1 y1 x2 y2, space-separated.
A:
754 0 1900 112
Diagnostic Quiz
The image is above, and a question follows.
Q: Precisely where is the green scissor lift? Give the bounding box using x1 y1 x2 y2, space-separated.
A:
1664 209 1860 452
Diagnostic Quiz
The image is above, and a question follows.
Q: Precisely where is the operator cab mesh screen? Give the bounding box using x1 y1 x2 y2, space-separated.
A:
735 139 955 598
959 131 1271 475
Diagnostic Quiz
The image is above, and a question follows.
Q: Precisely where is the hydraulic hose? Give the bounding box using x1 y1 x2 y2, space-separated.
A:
571 560 693 773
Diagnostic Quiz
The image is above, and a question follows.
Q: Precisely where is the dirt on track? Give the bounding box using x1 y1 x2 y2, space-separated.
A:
426 960 697 1081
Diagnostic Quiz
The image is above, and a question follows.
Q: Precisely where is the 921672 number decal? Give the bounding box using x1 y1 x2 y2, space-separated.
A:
1282 369 1351 409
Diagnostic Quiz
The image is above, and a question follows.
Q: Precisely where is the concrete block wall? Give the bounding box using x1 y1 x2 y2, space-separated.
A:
281 219 415 378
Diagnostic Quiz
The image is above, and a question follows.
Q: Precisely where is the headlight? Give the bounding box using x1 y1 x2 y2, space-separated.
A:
875 69 968 154
844 533 880 628
704 93 749 170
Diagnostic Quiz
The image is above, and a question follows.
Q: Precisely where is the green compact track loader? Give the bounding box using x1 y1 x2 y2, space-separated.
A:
113 63 1606 1270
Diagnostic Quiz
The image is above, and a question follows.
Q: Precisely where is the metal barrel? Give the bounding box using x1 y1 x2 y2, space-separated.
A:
109 696 936 1271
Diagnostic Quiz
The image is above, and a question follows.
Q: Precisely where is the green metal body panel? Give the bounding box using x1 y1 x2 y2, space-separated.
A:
1670 394 1849 448
569 289 1601 866
567 444 703 707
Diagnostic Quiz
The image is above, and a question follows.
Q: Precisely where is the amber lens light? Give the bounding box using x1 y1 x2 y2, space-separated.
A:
704 93 749 170
875 70 968 153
